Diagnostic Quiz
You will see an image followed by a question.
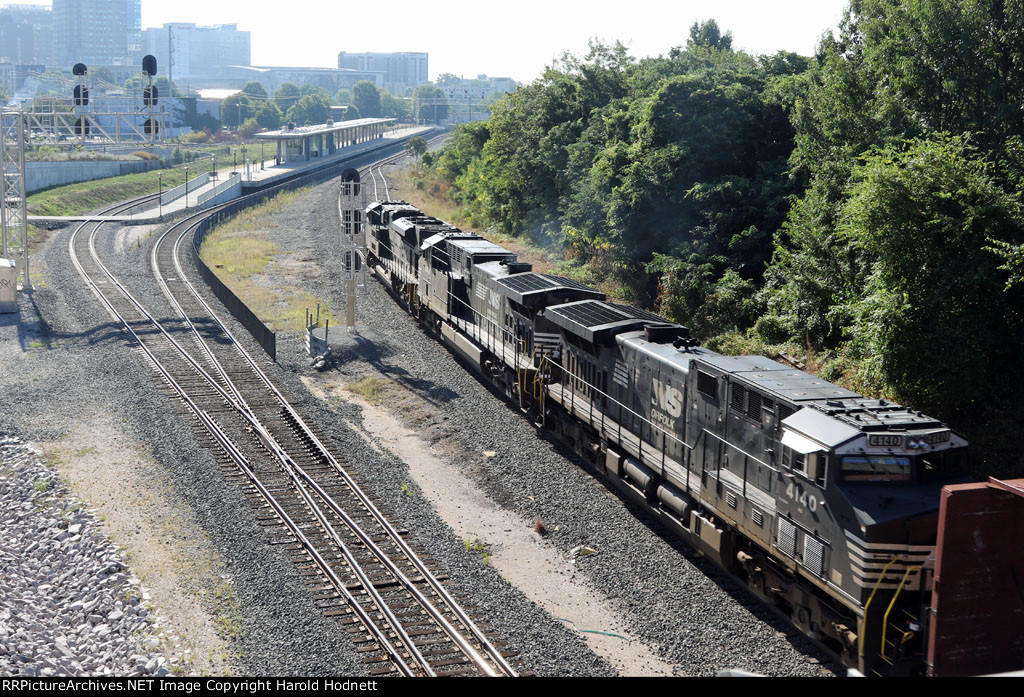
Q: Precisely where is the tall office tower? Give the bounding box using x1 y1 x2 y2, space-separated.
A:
0 4 54 65
53 0 140 66
337 52 428 95
142 23 251 81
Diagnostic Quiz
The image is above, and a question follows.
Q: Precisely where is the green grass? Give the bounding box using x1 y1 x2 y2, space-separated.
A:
197 186 334 333
26 144 253 217
463 538 492 566
345 377 390 405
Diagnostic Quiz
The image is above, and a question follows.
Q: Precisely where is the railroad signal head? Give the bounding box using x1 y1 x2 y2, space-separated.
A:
73 85 89 106
144 118 159 136
74 117 90 136
72 63 87 77
142 54 158 77
143 85 159 106
344 251 363 272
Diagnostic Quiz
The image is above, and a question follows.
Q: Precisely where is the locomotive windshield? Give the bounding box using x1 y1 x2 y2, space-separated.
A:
841 448 968 484
840 455 911 482
918 448 969 484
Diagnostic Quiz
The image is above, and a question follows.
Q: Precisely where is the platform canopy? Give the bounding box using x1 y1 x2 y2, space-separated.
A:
254 118 395 164
255 118 395 141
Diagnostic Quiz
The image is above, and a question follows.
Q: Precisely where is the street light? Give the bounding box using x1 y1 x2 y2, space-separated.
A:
158 172 163 220
212 156 217 181
184 166 189 208
241 145 247 180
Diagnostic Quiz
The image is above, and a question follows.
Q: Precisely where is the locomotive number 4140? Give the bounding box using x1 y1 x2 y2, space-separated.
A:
786 481 819 513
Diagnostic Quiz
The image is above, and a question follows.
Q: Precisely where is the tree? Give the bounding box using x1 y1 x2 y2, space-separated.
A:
332 88 352 106
405 136 427 158
274 83 301 112
255 100 283 130
379 89 410 120
412 84 448 124
242 81 268 100
342 105 361 121
352 81 382 118
300 84 331 100
687 19 733 51
436 73 462 87
762 0 1024 350
286 94 330 125
840 136 1024 419
221 93 254 129
238 117 263 138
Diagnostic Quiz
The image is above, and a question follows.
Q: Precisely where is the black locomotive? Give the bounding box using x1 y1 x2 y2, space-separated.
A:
364 200 971 676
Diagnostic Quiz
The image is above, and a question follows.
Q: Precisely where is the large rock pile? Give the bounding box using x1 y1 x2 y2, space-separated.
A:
0 435 172 677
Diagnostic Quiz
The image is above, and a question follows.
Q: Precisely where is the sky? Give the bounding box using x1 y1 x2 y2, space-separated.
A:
58 0 850 83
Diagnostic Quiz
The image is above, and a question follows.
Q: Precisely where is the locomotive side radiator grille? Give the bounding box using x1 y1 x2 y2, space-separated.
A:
533 331 561 358
804 535 826 577
778 518 798 558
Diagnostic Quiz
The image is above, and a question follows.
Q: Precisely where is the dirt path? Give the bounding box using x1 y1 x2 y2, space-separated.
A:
303 376 678 677
41 418 234 676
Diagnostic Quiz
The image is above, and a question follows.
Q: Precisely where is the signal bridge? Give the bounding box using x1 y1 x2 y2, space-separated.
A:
1 56 165 295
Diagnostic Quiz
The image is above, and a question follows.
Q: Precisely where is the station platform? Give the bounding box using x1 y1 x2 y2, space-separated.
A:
28 125 434 224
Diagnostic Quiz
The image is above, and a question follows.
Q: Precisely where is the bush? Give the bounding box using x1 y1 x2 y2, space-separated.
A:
179 128 211 145
129 150 159 160
239 118 263 138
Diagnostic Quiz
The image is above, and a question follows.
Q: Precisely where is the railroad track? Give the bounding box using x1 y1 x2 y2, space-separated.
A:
69 157 520 677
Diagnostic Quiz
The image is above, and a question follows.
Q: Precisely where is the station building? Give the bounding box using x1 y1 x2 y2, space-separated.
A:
254 118 394 165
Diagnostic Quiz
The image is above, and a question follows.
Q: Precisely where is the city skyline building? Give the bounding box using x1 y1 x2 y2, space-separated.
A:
53 0 140 66
337 51 427 96
142 22 250 82
0 4 54 65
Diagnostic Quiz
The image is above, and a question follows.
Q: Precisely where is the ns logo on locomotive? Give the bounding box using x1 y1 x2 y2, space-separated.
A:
363 199 971 677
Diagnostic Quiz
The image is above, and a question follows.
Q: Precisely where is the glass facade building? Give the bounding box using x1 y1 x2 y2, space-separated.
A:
53 0 140 66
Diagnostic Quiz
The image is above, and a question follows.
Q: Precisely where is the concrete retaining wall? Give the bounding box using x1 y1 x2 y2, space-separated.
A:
26 159 163 193
160 171 211 205
198 173 242 209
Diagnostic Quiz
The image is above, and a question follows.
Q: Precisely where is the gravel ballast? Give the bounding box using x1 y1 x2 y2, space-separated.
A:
0 436 170 677
0 153 840 676
256 164 841 677
1 185 615 675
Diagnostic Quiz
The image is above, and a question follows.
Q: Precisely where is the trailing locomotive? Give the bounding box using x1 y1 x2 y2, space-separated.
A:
363 200 972 677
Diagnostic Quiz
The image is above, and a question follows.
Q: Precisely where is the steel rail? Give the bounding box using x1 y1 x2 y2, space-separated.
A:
150 151 513 677
68 201 424 678
338 155 520 677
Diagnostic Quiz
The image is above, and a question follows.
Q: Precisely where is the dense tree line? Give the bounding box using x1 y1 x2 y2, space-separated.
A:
422 3 1024 474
